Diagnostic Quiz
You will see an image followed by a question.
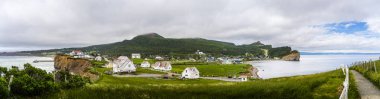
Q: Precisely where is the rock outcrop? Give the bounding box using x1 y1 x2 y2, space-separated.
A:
54 54 98 80
281 50 300 61
240 65 261 79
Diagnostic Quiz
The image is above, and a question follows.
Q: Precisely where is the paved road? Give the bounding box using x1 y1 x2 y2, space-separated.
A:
113 74 162 78
351 70 380 99
201 77 244 82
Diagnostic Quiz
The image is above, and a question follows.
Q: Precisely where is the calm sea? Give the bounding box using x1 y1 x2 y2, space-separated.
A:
0 56 54 72
251 54 380 79
1 55 380 78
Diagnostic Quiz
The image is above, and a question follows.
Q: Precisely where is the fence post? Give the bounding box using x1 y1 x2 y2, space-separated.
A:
341 65 345 75
339 65 349 99
374 62 377 73
8 75 14 92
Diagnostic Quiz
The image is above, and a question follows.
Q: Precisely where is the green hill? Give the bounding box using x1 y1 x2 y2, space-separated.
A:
21 33 293 58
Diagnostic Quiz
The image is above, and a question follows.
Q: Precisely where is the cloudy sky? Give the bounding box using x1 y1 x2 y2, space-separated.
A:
1 0 380 53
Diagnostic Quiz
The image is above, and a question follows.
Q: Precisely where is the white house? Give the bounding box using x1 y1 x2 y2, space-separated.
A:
95 56 102 61
113 56 136 73
69 50 85 58
195 50 205 55
155 56 164 60
239 75 248 82
152 61 172 71
222 59 232 64
140 61 150 68
181 67 200 79
131 53 141 59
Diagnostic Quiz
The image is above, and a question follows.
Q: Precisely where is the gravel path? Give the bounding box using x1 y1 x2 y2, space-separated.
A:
351 70 380 99
113 74 162 78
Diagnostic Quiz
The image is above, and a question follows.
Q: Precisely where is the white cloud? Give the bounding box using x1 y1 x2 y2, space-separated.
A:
366 18 380 33
0 0 380 52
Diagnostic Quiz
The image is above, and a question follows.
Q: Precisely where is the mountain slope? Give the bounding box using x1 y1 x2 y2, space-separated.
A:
20 33 293 58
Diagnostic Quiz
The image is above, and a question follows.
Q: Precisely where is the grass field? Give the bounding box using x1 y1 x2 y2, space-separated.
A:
171 64 251 77
351 60 380 89
132 58 156 65
41 69 358 99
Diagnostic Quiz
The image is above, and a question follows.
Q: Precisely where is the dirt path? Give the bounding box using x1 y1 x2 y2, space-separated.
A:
351 70 380 99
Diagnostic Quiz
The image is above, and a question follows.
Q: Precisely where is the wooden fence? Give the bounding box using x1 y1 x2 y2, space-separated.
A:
339 65 349 99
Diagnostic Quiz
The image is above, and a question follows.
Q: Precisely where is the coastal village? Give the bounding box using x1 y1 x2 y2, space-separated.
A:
55 49 279 82
0 33 315 98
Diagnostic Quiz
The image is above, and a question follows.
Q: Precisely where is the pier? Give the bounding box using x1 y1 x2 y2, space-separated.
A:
33 60 54 63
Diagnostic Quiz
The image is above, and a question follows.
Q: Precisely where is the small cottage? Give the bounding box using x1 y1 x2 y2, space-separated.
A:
140 61 150 68
131 53 141 59
152 61 172 71
222 59 232 64
95 56 102 61
181 67 200 79
69 50 85 58
239 75 248 82
155 56 164 60
112 56 136 73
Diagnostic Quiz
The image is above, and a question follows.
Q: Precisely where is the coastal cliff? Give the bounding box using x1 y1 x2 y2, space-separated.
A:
54 55 98 80
281 51 300 61
240 65 260 79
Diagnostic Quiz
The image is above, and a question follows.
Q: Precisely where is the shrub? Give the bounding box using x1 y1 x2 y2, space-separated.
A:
55 71 90 89
10 64 59 96
0 77 8 98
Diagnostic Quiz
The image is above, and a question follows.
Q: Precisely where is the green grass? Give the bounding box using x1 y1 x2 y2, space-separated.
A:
132 58 156 65
348 72 360 99
351 60 380 89
171 64 251 77
91 60 108 68
41 69 350 99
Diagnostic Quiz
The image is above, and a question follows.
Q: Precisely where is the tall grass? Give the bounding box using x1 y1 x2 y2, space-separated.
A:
171 64 250 77
351 60 380 89
41 70 349 99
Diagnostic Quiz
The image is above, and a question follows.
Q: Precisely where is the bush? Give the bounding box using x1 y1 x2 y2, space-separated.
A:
0 77 9 98
10 64 59 96
55 71 90 89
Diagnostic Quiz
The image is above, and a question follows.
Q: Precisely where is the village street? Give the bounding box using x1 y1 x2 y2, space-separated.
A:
200 77 244 82
113 74 162 78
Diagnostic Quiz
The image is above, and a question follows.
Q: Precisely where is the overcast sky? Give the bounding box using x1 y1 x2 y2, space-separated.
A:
1 0 380 53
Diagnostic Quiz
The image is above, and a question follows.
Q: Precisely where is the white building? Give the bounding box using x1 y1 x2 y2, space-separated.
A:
113 56 136 73
152 61 172 71
195 50 205 55
69 50 85 58
140 61 150 68
222 59 232 64
181 67 200 79
239 75 248 81
131 53 141 59
155 56 164 60
95 56 102 61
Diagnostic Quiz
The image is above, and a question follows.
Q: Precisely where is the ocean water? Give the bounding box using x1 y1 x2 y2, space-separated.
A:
1 55 380 78
251 54 380 79
0 56 54 72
